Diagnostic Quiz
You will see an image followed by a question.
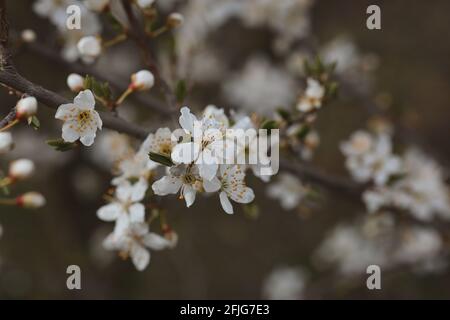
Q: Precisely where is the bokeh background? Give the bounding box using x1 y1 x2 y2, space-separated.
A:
1 0 450 299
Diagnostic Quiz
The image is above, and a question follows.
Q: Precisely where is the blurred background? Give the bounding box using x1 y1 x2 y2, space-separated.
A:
1 0 450 299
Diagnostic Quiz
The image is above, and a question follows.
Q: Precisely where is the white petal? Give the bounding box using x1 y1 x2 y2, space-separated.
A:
152 176 182 195
55 103 77 120
179 106 197 133
116 181 132 202
171 142 200 164
142 232 171 250
131 243 150 271
80 132 96 146
97 203 121 221
203 177 221 192
74 90 96 110
229 186 255 204
62 121 80 142
92 110 103 129
183 185 196 207
130 178 148 202
114 214 130 236
102 232 118 250
129 203 145 223
219 191 234 214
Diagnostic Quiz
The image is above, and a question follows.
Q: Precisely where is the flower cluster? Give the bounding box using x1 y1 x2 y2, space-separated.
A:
341 130 450 221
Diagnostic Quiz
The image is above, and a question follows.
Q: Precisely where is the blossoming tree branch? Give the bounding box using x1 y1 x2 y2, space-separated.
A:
0 0 449 296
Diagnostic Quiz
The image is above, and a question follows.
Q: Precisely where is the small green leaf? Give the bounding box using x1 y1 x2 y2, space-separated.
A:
149 152 174 167
46 138 78 152
297 125 310 140
175 79 187 103
28 115 40 130
261 119 278 130
276 108 291 121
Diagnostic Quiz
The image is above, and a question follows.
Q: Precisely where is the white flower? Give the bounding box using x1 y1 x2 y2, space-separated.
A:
55 89 102 146
167 13 184 28
296 78 325 112
171 107 232 181
103 222 171 271
130 70 155 91
263 267 306 300
136 0 155 9
0 132 13 154
17 192 46 209
394 227 442 265
16 96 38 119
9 159 35 180
152 164 200 208
84 0 109 12
112 152 156 186
341 131 402 186
89 131 133 170
67 73 85 92
21 29 37 43
267 173 307 210
140 128 175 157
97 178 148 235
77 36 102 59
204 165 255 214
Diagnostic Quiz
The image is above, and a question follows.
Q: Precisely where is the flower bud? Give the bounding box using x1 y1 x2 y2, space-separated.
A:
77 36 102 59
167 13 184 28
16 192 46 209
9 159 35 180
137 0 155 9
21 29 37 43
16 96 38 119
84 0 110 12
130 70 155 91
67 73 85 92
0 132 13 154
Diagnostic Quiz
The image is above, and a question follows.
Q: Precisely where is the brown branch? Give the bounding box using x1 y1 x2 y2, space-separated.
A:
18 39 173 117
0 106 15 128
121 0 177 112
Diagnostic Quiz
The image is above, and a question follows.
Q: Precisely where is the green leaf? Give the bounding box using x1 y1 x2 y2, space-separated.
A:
261 119 278 130
175 79 187 103
276 108 291 121
46 138 78 152
84 75 112 100
149 152 174 167
28 115 40 130
297 125 310 140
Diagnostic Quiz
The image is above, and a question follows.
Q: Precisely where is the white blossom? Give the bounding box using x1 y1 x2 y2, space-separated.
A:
103 222 171 271
152 164 201 208
9 159 35 180
263 267 307 300
67 73 85 92
97 178 148 235
267 173 307 210
296 78 325 112
17 192 46 209
0 132 13 154
341 131 402 186
55 90 103 146
77 36 102 60
16 96 38 119
130 70 155 91
140 128 175 158
204 165 255 214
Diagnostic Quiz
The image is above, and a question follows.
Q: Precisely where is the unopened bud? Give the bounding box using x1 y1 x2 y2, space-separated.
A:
16 96 38 119
9 159 35 180
67 73 85 92
21 29 37 43
0 132 13 154
167 13 184 28
16 192 46 209
130 70 155 91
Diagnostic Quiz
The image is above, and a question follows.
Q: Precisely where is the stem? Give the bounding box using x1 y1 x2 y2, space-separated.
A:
0 197 15 206
147 26 168 38
116 87 133 105
102 33 127 48
0 117 18 131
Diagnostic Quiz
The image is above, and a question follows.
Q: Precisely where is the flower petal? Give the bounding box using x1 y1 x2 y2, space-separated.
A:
129 203 145 223
203 176 221 192
183 185 196 207
171 142 200 164
97 203 121 221
152 176 182 195
142 232 171 250
80 132 96 146
179 106 197 133
219 191 234 214
131 243 150 271
55 103 77 120
62 121 80 142
74 89 96 110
